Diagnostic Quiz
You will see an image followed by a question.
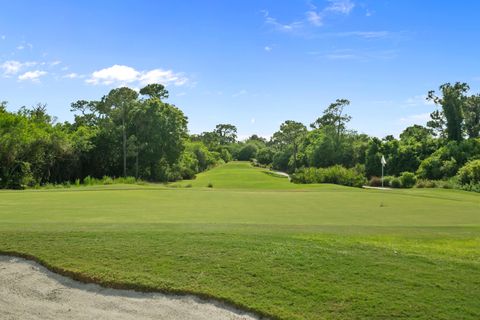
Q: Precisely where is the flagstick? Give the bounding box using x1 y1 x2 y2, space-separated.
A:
382 163 384 188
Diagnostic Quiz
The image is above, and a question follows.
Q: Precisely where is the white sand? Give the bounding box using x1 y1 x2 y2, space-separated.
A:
0 255 261 320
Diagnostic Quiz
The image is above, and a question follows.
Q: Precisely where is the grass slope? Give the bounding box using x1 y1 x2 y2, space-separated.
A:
1 162 479 319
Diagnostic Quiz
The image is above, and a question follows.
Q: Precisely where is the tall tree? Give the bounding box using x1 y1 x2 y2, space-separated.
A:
139 83 169 100
464 94 480 138
427 82 469 141
272 120 307 171
99 87 139 177
214 124 237 145
311 99 351 148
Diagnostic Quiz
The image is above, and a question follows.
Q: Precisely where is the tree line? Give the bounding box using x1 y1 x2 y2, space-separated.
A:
1 82 479 190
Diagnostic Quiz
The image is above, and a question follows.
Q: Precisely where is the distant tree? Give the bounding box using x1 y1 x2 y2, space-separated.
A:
139 83 169 100
70 100 98 127
464 94 480 138
257 147 274 165
99 87 139 177
214 124 237 145
272 120 307 171
427 82 469 141
365 137 382 177
400 125 434 142
311 99 351 147
0 101 7 113
237 144 258 161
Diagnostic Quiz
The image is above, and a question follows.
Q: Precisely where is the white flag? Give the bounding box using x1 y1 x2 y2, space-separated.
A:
381 155 387 166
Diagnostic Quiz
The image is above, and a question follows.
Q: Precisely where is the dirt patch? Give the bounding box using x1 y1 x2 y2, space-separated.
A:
0 255 261 320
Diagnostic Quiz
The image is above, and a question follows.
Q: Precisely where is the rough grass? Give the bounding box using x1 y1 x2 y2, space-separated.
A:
1 162 479 319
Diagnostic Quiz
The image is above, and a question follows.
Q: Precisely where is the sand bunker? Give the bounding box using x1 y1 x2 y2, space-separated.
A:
0 255 260 320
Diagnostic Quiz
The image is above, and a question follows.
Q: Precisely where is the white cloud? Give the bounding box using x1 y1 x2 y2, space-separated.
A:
399 113 431 126
1 35 5 40
264 46 272 52
262 10 303 32
232 89 247 97
16 42 33 51
306 10 323 26
325 53 358 60
251 118 256 124
304 0 354 27
86 64 188 87
404 95 435 107
50 60 62 66
63 72 81 79
18 70 47 82
319 49 397 61
326 0 355 14
266 17 303 32
332 31 390 39
1 60 37 75
139 69 188 86
265 0 355 31
86 65 139 85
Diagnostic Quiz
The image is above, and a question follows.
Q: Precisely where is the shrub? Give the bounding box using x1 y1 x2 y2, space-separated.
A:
116 176 137 184
272 150 291 172
292 165 367 188
207 182 213 188
257 148 275 165
399 172 417 188
74 178 81 186
83 175 94 185
416 179 436 188
102 175 114 185
417 139 480 180
456 159 480 185
390 177 402 188
220 148 233 163
369 176 382 187
382 176 394 187
237 144 258 161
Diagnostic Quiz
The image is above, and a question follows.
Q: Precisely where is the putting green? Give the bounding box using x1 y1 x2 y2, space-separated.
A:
1 162 479 319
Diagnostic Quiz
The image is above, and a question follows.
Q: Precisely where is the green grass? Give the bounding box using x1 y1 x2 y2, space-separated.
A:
1 161 479 319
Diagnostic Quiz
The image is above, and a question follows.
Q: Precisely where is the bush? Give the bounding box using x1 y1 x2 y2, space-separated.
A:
272 150 291 172
456 159 480 185
102 175 114 185
382 176 394 187
207 182 213 188
416 179 437 188
399 172 417 188
257 148 275 165
116 176 137 184
417 139 480 180
83 175 94 185
237 144 258 161
390 177 402 188
369 176 382 187
291 165 367 188
220 148 233 163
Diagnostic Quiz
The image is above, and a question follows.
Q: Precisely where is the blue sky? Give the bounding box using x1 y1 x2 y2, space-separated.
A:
1 0 479 139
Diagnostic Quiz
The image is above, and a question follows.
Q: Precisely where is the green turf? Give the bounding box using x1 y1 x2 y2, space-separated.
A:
1 162 479 319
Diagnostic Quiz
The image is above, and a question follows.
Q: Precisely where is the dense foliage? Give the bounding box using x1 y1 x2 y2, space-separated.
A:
0 85 224 188
1 81 479 190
